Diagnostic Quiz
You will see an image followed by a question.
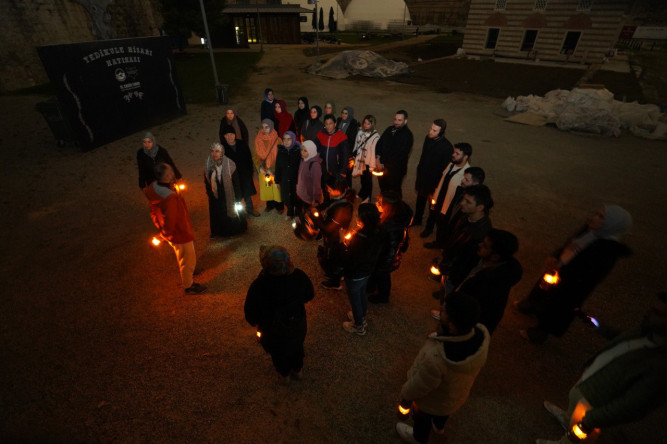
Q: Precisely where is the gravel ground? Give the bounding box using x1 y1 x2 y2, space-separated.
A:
1 43 666 443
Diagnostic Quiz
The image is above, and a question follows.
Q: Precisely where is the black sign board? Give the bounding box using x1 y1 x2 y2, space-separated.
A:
37 37 186 150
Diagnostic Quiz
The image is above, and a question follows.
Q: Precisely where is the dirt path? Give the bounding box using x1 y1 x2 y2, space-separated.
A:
1 45 666 443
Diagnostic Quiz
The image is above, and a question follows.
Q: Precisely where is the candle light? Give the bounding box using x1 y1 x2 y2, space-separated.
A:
430 265 441 276
234 202 243 212
539 270 560 290
177 183 186 190
398 404 410 415
372 170 384 176
431 198 436 206
571 423 587 440
151 236 161 246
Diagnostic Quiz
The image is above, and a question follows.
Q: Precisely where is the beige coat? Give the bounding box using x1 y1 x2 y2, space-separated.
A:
400 324 490 416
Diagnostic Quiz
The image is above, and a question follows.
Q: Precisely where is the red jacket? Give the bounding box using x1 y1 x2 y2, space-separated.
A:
144 182 194 244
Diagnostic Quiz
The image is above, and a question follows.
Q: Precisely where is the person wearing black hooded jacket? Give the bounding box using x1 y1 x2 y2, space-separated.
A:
294 97 309 139
367 191 413 304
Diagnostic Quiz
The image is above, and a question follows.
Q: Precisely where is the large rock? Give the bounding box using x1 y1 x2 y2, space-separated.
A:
308 50 409 79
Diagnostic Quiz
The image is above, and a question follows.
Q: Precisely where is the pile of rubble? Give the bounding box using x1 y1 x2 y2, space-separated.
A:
308 50 409 80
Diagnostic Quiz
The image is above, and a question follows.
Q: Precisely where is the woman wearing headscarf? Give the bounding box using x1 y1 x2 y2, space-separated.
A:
274 99 296 138
351 115 380 203
302 105 324 143
218 106 249 144
260 88 277 127
516 205 632 344
296 140 322 208
221 126 259 217
136 131 182 189
323 101 335 117
293 97 309 139
244 245 315 384
204 142 247 237
254 119 284 213
336 106 359 141
275 131 302 220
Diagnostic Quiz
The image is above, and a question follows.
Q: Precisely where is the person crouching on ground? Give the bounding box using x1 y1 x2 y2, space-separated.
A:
342 203 384 336
143 163 206 295
396 292 490 444
244 246 315 385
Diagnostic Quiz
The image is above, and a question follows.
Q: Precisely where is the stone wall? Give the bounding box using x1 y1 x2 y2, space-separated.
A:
0 0 162 92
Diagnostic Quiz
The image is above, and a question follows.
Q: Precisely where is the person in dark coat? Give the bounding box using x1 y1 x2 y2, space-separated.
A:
302 106 324 143
413 119 453 225
244 246 315 384
367 191 414 304
336 106 360 188
204 142 247 237
318 187 356 290
218 106 249 144
342 203 384 336
294 97 309 139
260 88 277 128
375 110 414 196
136 131 182 189
432 229 523 335
275 131 302 219
221 126 259 217
517 205 632 345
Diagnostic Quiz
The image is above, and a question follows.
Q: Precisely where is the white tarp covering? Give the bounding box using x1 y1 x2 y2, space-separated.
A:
502 88 665 139
308 50 409 79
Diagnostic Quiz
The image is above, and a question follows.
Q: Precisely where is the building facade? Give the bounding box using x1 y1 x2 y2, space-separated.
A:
462 0 632 63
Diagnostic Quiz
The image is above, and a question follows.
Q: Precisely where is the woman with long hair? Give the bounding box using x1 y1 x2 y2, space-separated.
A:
351 115 380 203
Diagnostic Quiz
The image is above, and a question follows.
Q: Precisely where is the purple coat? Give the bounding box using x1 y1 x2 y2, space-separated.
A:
297 156 323 205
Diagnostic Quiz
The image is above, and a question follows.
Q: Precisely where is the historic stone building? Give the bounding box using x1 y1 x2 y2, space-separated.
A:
0 0 162 92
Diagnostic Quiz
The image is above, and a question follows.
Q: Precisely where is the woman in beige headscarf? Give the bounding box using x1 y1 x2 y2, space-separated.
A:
254 119 284 213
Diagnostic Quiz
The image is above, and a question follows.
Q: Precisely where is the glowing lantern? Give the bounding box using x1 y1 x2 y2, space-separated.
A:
430 265 441 276
313 211 319 218
177 183 186 191
256 330 262 339
151 236 161 246
344 232 352 240
398 404 410 415
372 170 384 176
291 221 297 229
264 174 274 186
431 198 436 206
539 271 560 290
571 423 587 440
234 202 243 213
348 158 355 169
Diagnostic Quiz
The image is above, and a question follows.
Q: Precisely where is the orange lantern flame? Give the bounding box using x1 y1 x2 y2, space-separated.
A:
344 232 352 240
430 265 441 276
313 211 319 217
177 183 185 190
572 424 587 440
398 404 410 415
256 330 262 339
372 170 384 176
542 272 560 285
431 198 436 206
151 237 161 246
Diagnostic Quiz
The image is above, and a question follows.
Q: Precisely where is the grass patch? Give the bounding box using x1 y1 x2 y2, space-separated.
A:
172 51 262 104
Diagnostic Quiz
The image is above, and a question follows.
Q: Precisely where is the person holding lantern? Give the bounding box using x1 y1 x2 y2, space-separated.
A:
221 126 259 217
535 292 667 444
254 119 284 213
204 142 247 238
516 205 632 345
375 110 414 197
396 292 490 444
244 246 315 385
274 131 302 220
136 131 182 189
367 190 413 304
144 163 206 295
341 203 384 336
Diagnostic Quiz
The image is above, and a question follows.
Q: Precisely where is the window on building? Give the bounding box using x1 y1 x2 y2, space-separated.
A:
577 0 592 11
485 28 500 49
534 0 547 10
561 31 581 54
521 30 538 51
495 0 507 10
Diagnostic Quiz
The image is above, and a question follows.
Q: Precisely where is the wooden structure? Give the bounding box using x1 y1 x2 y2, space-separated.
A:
222 4 312 47
462 0 632 63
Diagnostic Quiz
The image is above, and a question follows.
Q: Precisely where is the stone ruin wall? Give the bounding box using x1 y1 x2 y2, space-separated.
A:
0 0 162 92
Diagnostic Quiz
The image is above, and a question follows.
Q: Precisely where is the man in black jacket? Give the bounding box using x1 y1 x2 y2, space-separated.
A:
375 110 414 196
432 229 522 335
413 119 453 225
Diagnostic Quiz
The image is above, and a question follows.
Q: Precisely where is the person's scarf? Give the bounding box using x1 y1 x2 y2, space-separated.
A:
206 154 237 215
263 88 273 104
559 204 632 265
302 140 318 161
224 107 242 140
142 131 159 159
274 99 294 138
255 119 280 170
283 131 298 151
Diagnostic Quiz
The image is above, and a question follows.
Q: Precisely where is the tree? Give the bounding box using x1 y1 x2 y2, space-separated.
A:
159 0 227 49
311 6 317 30
318 7 324 31
328 6 336 32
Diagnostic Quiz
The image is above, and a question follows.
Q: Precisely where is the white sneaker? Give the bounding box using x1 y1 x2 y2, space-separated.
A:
543 400 569 430
395 422 419 444
347 310 368 327
430 309 441 320
343 321 366 336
